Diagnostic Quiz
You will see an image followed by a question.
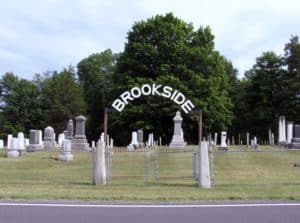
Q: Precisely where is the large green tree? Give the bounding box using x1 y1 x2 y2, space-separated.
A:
0 73 45 138
77 49 119 140
112 13 233 145
237 52 285 139
282 36 300 123
40 66 86 133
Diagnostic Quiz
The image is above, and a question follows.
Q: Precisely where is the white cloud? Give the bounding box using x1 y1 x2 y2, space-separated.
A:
0 0 299 79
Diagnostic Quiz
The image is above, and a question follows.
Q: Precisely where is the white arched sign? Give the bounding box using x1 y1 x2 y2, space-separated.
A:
112 84 195 114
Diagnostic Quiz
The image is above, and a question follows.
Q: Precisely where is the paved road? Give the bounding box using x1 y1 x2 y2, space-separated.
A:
1 202 300 223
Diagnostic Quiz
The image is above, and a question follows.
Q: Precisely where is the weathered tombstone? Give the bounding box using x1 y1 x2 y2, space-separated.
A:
198 141 211 188
63 130 67 138
71 115 88 150
94 139 107 186
7 138 19 158
271 133 275 146
17 132 26 156
127 131 138 151
159 137 162 146
252 137 258 149
59 139 73 161
287 121 294 144
38 130 43 147
231 136 235 145
278 116 287 145
218 131 228 150
7 134 12 149
91 141 96 149
27 130 43 151
214 132 218 146
43 126 57 149
268 128 272 145
109 138 114 148
0 139 4 149
137 129 144 148
58 133 65 147
24 138 29 147
290 124 300 149
66 119 74 140
147 133 154 147
246 132 250 147
169 111 186 149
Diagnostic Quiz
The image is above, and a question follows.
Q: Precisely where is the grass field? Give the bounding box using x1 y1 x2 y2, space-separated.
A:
1 146 300 201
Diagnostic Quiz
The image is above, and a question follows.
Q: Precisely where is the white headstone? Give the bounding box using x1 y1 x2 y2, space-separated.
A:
58 133 65 147
214 132 218 146
7 138 19 158
94 139 106 185
59 139 73 161
7 134 13 149
198 141 211 188
0 140 4 149
278 116 286 145
38 130 43 147
17 132 25 151
287 121 293 144
128 132 138 151
219 131 228 150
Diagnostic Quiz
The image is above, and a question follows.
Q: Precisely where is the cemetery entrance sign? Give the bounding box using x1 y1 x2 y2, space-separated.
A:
112 84 195 113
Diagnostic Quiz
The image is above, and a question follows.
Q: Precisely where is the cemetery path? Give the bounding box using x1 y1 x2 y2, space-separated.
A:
0 201 300 223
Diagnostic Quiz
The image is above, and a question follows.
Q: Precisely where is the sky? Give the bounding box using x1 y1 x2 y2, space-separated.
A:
0 0 299 79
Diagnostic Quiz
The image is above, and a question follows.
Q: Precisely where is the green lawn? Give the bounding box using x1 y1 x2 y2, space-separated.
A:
0 146 300 201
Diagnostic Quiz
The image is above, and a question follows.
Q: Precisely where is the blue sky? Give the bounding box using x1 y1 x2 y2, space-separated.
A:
0 0 299 79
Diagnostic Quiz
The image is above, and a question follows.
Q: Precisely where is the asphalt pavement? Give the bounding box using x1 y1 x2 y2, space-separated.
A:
0 201 300 223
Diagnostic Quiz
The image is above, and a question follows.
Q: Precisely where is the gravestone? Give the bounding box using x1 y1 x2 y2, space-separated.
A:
27 130 43 151
169 111 186 149
278 116 287 145
25 139 29 147
147 133 154 147
59 139 73 161
137 129 144 148
7 138 19 158
58 133 65 147
38 130 43 147
127 131 138 151
0 139 3 149
43 126 57 149
66 119 74 140
214 132 218 146
218 131 228 150
286 121 293 144
17 132 26 156
7 134 12 149
246 132 250 147
72 115 88 150
290 125 300 149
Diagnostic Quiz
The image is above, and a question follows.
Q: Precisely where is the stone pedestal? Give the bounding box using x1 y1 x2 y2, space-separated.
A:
43 126 57 149
169 111 186 149
218 131 228 150
289 125 300 149
66 119 74 140
71 116 88 150
59 140 73 161
27 130 44 151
